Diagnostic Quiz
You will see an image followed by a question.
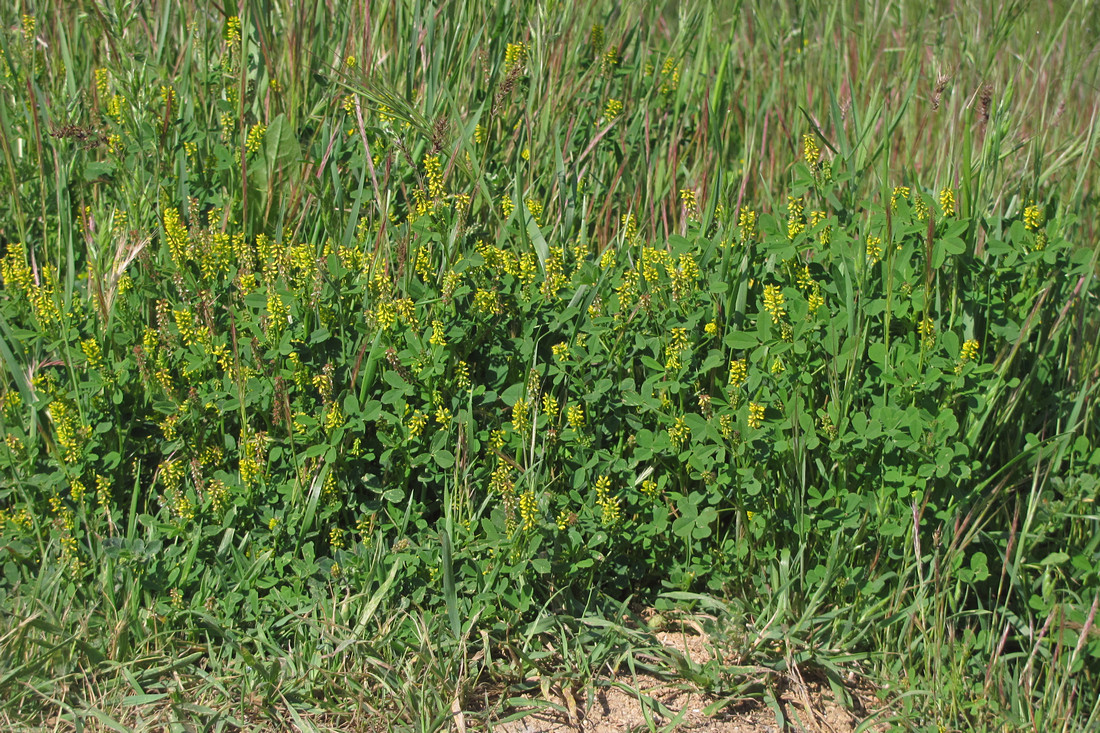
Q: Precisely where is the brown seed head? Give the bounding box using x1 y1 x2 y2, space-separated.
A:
931 73 950 111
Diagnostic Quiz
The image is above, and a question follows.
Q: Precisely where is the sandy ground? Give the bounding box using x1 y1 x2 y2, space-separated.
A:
486 623 890 732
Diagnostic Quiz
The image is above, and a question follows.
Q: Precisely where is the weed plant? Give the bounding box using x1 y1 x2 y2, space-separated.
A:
0 0 1098 730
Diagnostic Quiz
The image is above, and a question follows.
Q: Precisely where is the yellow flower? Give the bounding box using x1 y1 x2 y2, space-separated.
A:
455 360 471 390
407 410 427 440
668 416 690 450
599 246 616 269
1023 203 1044 231
738 209 757 242
505 42 529 70
918 317 936 347
429 320 446 347
94 68 109 99
423 154 444 199
225 15 241 46
519 490 538 531
246 123 266 153
602 98 623 122
866 235 883 265
511 397 531 434
762 284 786 324
601 46 619 73
748 402 765 429
566 404 584 428
590 23 604 52
525 197 543 227
665 327 690 370
802 134 820 165
939 188 956 217
913 196 929 221
659 58 680 93
807 285 825 314
786 196 805 240
728 358 747 387
593 475 620 526
680 189 698 221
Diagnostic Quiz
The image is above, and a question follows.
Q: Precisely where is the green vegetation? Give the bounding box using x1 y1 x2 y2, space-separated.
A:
1 0 1098 729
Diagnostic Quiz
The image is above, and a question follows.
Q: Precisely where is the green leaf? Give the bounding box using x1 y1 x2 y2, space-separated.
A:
723 331 758 350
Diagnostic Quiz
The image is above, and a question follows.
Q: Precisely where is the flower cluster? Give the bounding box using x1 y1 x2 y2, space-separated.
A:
748 402 765 429
939 187 956 217
866 235 883 265
594 475 620 526
763 284 786 324
787 196 805 240
665 327 690 370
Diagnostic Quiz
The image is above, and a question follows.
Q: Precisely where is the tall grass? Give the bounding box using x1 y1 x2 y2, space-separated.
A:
0 0 1098 730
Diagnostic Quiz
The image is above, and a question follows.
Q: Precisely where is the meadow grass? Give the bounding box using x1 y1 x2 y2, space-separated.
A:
0 0 1098 730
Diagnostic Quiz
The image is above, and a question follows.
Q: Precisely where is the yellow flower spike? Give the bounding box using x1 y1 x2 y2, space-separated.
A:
1023 203 1044 231
659 58 680 93
913 196 929 221
525 198 544 226
602 98 623 122
246 123 266 153
668 416 690 450
891 186 911 210
590 23 605 53
866 235 883 265
748 402 765 429
511 397 531 434
763 284 786 324
786 197 805 240
566 404 584 428
429 320 446 347
505 42 529 71
519 490 538 531
680 189 698 221
918 317 937 348
802 134 820 165
423 154 444 199
939 188 956 217
664 327 690 370
225 15 241 46
728 358 747 387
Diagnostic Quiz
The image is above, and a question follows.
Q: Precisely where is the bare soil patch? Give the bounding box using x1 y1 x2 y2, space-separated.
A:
489 624 888 732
